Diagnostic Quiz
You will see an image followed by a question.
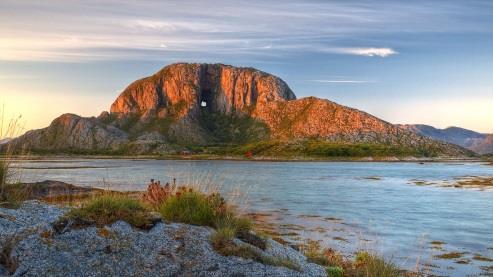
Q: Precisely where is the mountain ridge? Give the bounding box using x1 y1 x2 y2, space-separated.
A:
398 124 492 154
7 63 473 158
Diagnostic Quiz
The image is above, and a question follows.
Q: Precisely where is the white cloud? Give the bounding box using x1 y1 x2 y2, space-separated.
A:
338 47 398 57
0 0 485 62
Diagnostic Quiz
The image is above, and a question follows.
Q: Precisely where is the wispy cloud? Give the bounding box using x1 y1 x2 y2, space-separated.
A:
337 47 398 57
0 0 489 62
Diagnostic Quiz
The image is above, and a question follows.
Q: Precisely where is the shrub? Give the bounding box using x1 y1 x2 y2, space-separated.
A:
0 183 28 208
158 190 223 226
63 194 155 229
327 266 344 277
212 238 300 272
354 251 401 277
300 240 403 277
210 226 236 250
154 183 252 236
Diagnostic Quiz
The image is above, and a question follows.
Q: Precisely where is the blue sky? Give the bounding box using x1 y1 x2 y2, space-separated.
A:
1 0 492 133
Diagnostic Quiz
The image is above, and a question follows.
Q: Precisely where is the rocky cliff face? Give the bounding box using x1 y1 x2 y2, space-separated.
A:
16 114 128 152
398 124 493 154
9 63 473 157
110 63 296 120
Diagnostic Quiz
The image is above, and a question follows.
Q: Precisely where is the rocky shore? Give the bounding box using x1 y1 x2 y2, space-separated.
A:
0 201 325 276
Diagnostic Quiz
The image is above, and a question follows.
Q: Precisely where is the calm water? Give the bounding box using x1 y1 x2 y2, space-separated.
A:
15 159 493 276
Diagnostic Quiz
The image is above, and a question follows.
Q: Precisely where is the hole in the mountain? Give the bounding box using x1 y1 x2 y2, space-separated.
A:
200 89 213 111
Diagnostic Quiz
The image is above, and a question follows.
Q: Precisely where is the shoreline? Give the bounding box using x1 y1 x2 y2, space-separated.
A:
5 154 488 163
0 181 402 276
4 180 493 276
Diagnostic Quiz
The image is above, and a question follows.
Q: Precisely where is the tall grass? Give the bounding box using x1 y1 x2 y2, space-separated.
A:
0 106 26 208
63 193 155 229
300 239 403 277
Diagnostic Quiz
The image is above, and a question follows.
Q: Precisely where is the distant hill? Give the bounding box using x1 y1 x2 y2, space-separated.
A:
8 63 472 158
398 124 493 154
0 138 12 145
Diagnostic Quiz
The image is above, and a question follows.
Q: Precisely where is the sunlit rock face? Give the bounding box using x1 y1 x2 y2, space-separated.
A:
109 63 296 120
108 63 412 142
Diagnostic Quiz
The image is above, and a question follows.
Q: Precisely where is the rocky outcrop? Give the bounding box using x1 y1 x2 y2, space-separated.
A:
8 63 474 156
14 114 129 152
398 124 493 154
110 63 296 120
0 201 325 276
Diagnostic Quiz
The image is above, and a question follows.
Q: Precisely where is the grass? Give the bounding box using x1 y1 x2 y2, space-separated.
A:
1 108 26 208
149 183 303 271
326 266 344 277
62 194 155 229
0 183 29 208
211 238 301 272
299 239 403 277
156 187 253 237
158 190 225 226
206 139 435 159
210 226 236 248
354 251 402 277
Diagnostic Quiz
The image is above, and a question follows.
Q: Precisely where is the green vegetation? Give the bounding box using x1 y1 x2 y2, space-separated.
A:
354 251 401 277
159 190 225 226
210 226 236 247
300 240 403 277
326 266 344 277
211 229 300 272
63 194 155 229
207 139 433 159
1 111 25 208
142 182 304 271
434 252 466 260
472 254 493 262
0 183 28 208
198 109 269 144
157 189 253 238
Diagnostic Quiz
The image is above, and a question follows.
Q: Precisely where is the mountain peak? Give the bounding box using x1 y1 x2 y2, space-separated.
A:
9 63 473 157
110 63 296 119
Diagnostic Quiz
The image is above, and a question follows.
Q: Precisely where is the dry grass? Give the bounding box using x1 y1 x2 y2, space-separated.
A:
61 193 156 229
212 236 301 272
354 251 402 277
142 179 253 236
299 239 404 277
0 108 27 208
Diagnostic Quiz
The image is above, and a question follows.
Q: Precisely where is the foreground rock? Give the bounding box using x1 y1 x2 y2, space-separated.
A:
8 63 472 157
18 180 103 199
0 201 325 276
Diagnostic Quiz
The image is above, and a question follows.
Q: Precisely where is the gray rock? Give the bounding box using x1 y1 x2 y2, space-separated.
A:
1 202 325 276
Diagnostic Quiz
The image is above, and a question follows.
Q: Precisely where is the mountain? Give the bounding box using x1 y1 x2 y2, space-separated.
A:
8 63 472 157
398 124 493 154
0 138 12 145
